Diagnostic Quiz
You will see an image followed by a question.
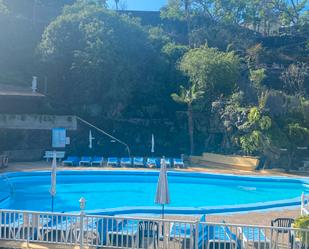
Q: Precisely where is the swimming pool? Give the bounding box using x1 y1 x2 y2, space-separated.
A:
0 171 308 214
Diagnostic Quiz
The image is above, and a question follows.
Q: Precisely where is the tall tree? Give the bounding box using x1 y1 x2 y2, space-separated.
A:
38 1 163 117
161 0 193 46
184 0 192 46
171 84 204 155
274 0 309 25
179 45 240 97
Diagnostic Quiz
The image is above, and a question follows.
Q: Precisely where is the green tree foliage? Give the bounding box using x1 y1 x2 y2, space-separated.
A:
248 107 261 124
249 68 268 107
161 0 185 21
0 0 8 14
38 1 164 117
293 216 309 242
162 43 189 61
213 0 309 28
259 116 272 130
249 68 266 89
287 123 309 147
179 45 240 97
278 0 309 25
171 84 204 154
3 0 75 19
161 0 309 34
240 130 264 155
0 0 308 163
281 63 309 96
239 107 273 155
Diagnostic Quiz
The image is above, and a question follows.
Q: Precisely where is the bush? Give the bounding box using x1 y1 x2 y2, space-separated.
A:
293 216 309 242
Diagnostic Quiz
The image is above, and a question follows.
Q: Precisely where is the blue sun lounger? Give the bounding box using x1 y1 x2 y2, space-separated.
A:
120 157 132 167
107 219 139 247
146 158 159 168
169 215 206 240
107 157 119 167
91 156 104 166
204 224 241 249
238 226 270 249
97 218 137 247
113 219 159 248
79 156 92 166
169 216 240 249
196 223 241 249
133 157 144 167
38 216 98 245
62 156 80 166
0 212 28 239
173 158 185 168
0 212 53 241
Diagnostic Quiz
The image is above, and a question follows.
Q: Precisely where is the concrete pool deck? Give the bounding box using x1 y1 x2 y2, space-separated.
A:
0 160 307 226
1 160 309 178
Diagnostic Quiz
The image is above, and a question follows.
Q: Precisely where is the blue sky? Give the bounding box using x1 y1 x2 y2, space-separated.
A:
107 0 167 11
107 1 308 12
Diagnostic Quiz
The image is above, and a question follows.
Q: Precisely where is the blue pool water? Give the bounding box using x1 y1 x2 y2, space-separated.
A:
0 171 308 214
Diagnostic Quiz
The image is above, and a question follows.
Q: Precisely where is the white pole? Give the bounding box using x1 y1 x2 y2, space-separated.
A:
194 220 199 249
301 192 305 216
76 117 131 157
79 197 86 249
31 76 37 93
151 134 155 154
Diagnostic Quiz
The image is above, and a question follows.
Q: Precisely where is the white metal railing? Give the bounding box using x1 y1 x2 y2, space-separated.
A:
1 209 309 249
301 192 309 216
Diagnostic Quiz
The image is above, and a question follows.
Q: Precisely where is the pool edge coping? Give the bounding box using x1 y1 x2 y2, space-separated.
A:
1 170 308 215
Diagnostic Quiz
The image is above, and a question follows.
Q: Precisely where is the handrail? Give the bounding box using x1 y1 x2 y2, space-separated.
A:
76 116 131 157
1 208 309 248
301 192 309 215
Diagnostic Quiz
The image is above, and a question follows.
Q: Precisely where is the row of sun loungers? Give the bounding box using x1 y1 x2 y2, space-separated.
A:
62 157 185 168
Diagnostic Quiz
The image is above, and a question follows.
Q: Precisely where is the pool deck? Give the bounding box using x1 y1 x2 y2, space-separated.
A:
2 160 309 178
0 160 306 228
0 241 87 249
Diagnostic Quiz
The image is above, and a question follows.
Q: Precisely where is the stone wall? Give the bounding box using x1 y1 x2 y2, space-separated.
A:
3 149 44 162
190 153 259 171
0 114 77 130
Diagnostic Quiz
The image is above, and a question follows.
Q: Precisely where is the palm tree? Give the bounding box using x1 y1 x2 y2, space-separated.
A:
171 84 204 155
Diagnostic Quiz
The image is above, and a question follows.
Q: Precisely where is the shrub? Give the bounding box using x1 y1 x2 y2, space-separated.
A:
293 216 309 242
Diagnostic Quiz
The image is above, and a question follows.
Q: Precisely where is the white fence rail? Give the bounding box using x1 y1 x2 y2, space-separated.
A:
1 209 309 249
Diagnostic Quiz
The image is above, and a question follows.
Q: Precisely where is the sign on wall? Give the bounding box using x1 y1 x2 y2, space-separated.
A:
52 128 66 148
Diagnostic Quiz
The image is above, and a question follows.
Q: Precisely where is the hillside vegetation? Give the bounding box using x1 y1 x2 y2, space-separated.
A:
0 0 308 170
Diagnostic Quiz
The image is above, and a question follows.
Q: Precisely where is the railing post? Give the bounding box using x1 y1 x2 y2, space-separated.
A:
194 220 199 249
301 192 305 216
80 212 84 249
26 213 30 246
79 197 86 249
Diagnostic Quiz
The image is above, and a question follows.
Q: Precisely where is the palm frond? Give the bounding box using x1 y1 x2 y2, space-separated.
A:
171 83 204 104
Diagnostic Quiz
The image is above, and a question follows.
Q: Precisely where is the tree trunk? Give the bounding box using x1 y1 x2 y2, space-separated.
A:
287 151 295 172
188 103 194 155
184 0 191 47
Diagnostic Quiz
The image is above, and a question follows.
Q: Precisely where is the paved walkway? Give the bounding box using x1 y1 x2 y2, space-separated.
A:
1 161 308 178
